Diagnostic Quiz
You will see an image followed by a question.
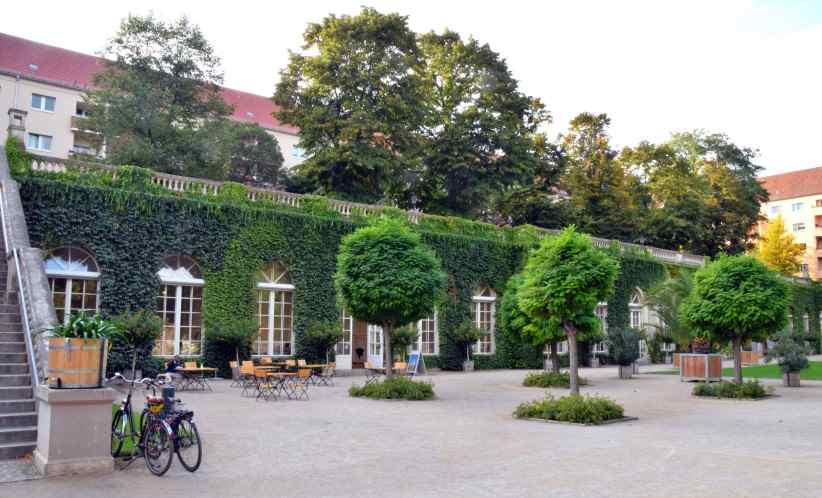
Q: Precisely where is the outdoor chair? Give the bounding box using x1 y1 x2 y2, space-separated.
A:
240 361 256 396
260 356 273 365
229 361 241 387
184 361 198 369
254 367 276 401
285 359 297 369
287 368 311 400
297 359 307 367
364 361 382 385
317 362 336 386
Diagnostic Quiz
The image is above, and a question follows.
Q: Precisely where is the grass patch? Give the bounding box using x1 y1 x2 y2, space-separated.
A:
349 376 434 400
646 369 679 375
514 395 624 425
692 380 772 399
720 361 822 380
112 403 142 456
522 371 588 388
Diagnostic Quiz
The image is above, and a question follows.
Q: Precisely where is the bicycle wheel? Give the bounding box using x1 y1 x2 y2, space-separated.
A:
111 410 126 457
175 418 202 472
143 419 174 476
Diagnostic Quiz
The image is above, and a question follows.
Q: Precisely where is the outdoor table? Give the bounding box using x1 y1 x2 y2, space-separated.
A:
300 364 328 385
264 372 298 400
177 367 217 392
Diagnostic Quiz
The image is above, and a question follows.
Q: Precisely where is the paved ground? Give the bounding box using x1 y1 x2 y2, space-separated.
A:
5 367 822 498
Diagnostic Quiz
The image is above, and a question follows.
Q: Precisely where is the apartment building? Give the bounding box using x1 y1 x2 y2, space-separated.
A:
0 32 303 169
759 166 822 279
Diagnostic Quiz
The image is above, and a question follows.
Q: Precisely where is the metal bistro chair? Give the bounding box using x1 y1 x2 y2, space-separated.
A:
287 368 311 400
254 367 276 401
229 361 241 388
240 361 257 396
364 361 382 385
317 362 336 386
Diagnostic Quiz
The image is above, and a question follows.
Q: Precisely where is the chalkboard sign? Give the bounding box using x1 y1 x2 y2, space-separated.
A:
406 352 427 376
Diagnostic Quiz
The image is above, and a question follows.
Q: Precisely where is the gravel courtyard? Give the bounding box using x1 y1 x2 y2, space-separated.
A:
7 367 822 498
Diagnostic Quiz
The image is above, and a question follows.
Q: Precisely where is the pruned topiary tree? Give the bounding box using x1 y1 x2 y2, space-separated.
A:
681 255 789 384
518 227 620 394
335 217 446 376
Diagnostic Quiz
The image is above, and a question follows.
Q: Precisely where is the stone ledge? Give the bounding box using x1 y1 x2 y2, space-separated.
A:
36 386 117 404
33 450 112 477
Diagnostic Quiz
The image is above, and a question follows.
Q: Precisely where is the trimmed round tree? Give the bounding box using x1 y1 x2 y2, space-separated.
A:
518 227 620 394
681 255 789 384
335 217 446 376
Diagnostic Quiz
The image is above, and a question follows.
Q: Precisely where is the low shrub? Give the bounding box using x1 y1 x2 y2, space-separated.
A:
513 395 625 425
692 380 771 399
349 376 435 400
522 371 588 388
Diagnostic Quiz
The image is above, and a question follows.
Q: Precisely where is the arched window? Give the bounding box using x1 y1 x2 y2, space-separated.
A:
254 260 294 356
155 256 204 356
629 291 643 329
472 285 496 355
44 246 100 324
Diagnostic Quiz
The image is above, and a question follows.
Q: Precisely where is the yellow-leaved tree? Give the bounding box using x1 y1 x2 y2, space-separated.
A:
754 215 805 274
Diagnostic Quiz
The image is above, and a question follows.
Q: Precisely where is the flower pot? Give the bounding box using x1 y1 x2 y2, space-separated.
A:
47 337 108 388
462 360 474 372
618 364 633 379
783 371 801 387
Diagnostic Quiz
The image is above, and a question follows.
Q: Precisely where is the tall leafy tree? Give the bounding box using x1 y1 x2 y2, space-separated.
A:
644 269 694 349
87 14 232 177
681 255 788 383
221 122 284 186
560 113 642 241
414 31 549 216
334 217 446 376
274 8 425 203
753 215 805 275
518 227 620 394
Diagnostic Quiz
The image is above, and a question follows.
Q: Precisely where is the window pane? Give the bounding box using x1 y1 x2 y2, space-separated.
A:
44 96 55 112
31 94 41 108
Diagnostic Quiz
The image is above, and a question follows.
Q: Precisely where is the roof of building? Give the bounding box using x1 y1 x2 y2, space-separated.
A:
0 32 298 135
759 166 822 202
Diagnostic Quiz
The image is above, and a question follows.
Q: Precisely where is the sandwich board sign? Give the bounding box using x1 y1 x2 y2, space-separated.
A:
407 352 427 376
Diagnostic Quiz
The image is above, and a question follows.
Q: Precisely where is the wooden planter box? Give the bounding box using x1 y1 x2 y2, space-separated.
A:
740 351 763 365
47 337 108 388
679 353 722 382
618 364 633 379
673 353 680 368
783 372 800 387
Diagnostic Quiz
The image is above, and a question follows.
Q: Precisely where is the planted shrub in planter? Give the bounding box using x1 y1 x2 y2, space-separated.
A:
607 328 641 379
522 371 587 388
766 330 810 387
108 309 161 380
46 313 120 388
692 380 771 399
452 321 482 371
513 395 625 425
349 376 434 400
302 319 343 363
691 334 711 354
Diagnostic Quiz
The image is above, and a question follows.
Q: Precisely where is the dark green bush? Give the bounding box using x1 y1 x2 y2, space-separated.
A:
522 371 587 388
348 376 435 400
692 380 770 399
514 395 625 424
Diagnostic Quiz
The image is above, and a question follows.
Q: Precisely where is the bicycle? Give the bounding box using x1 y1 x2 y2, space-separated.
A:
110 373 152 460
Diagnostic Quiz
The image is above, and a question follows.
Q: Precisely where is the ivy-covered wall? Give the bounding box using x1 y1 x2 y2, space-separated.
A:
19 175 822 372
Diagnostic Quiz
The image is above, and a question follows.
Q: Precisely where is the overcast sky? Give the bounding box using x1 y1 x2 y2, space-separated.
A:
3 0 819 175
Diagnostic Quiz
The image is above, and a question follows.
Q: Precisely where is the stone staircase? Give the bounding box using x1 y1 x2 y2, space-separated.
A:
0 252 36 459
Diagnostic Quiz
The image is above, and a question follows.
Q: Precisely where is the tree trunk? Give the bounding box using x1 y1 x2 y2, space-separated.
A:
563 321 580 395
383 322 393 377
130 350 138 381
550 341 560 373
733 336 743 384
235 346 240 367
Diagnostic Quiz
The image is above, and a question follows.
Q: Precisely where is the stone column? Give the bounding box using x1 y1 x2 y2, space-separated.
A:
33 386 118 477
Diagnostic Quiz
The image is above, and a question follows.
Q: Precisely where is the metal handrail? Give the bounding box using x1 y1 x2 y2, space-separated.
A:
0 185 40 388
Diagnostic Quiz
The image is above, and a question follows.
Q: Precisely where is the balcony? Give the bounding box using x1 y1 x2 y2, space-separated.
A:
70 115 100 135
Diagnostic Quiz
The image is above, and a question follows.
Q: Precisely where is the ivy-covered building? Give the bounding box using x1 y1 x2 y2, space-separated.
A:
6 145 822 376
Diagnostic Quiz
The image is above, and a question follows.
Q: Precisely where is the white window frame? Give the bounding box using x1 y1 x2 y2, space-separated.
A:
31 93 55 112
411 312 438 355
27 133 52 151
44 246 101 324
336 309 353 356
803 313 810 334
472 289 496 355
793 223 806 232
629 292 643 330
770 205 781 215
792 202 804 212
155 256 204 357
638 339 647 357
254 261 295 356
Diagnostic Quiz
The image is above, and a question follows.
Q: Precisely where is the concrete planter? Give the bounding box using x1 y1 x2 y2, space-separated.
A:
462 360 474 372
783 371 801 387
618 364 633 379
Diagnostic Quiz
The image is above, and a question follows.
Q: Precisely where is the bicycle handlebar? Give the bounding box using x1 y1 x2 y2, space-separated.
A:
109 372 165 386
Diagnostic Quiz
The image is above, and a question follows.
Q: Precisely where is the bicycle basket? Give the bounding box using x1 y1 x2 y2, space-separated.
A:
147 395 164 414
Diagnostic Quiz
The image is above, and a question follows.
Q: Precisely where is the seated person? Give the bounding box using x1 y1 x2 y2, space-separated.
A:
160 355 183 384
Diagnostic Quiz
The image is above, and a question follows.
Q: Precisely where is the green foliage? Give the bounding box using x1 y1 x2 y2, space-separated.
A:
513 395 624 424
607 328 641 366
349 377 435 400
302 319 343 362
450 321 482 361
391 325 419 359
335 218 446 327
5 137 32 176
48 313 120 340
519 227 619 339
692 380 770 399
205 318 258 375
86 14 232 178
222 121 284 185
522 371 587 388
299 196 341 219
216 182 249 205
766 329 811 373
682 255 789 348
644 268 694 348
